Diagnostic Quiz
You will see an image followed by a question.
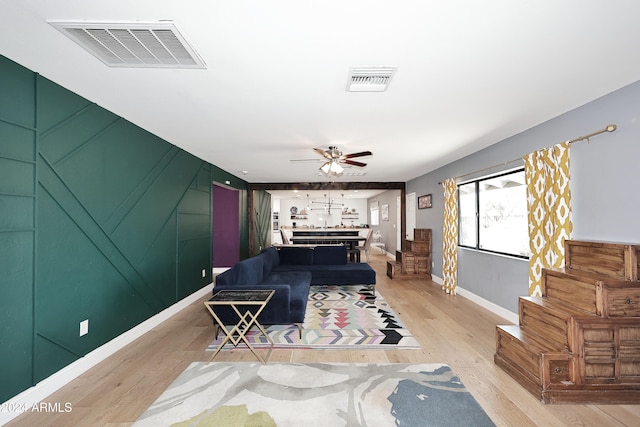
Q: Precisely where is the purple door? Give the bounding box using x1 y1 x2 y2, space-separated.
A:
212 184 240 267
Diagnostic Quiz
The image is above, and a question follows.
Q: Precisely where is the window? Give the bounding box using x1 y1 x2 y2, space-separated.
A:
370 206 380 226
458 169 530 258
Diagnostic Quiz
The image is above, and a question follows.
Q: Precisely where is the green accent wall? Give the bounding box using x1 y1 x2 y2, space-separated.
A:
0 55 249 402
0 55 36 404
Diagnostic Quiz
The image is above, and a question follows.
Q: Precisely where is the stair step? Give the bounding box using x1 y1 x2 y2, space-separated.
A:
542 268 640 317
542 268 602 315
519 296 578 351
495 325 574 400
565 240 640 281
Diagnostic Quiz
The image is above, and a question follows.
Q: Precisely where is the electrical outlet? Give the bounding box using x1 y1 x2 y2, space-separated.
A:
202 268 206 278
80 319 89 336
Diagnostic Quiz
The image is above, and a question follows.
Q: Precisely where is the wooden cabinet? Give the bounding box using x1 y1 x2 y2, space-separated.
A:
387 228 431 279
495 239 640 404
571 317 640 385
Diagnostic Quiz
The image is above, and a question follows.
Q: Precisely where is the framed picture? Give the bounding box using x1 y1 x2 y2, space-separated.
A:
381 203 389 221
418 194 432 209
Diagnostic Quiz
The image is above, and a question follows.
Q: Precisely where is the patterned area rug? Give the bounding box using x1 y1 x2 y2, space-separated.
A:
207 285 420 350
133 362 495 427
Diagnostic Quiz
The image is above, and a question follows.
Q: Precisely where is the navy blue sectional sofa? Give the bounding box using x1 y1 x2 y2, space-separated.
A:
213 245 376 336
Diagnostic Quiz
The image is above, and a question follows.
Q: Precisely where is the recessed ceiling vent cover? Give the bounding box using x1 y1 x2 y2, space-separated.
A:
49 21 206 68
347 66 397 92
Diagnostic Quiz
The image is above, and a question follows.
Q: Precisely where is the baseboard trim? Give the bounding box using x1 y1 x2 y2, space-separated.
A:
430 274 518 325
0 283 214 426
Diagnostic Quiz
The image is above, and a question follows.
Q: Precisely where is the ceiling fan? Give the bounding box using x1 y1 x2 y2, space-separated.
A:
292 146 372 176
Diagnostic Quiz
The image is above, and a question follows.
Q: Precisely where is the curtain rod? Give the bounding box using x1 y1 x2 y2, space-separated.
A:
438 123 617 185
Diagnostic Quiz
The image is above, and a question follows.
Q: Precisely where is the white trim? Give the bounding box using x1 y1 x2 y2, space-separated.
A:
0 283 214 426
430 274 518 325
213 181 239 192
458 245 530 263
457 163 524 186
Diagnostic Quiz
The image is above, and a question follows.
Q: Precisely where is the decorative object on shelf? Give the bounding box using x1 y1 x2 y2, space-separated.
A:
290 206 298 214
418 194 432 209
341 207 359 220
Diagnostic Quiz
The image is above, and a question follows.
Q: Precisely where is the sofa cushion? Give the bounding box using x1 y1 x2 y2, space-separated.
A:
305 264 376 285
261 270 311 287
261 270 312 323
259 247 280 276
234 255 264 286
278 246 314 265
274 262 376 286
271 264 314 273
213 265 236 288
313 245 347 265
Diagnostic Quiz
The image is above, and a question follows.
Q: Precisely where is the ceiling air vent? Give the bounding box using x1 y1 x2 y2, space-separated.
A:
347 66 397 92
49 21 206 69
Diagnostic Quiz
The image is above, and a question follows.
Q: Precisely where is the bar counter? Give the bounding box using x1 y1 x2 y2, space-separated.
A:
290 228 362 237
284 228 369 261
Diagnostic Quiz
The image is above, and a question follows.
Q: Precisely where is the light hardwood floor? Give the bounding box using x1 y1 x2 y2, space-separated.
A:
7 253 640 426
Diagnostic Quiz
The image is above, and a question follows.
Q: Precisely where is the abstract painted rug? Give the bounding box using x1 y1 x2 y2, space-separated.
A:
133 362 495 427
206 285 420 350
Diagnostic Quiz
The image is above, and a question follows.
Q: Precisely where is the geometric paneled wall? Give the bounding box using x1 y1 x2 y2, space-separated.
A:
0 55 248 402
0 55 37 404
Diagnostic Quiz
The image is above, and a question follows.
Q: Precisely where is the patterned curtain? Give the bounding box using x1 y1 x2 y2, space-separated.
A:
442 178 458 295
523 141 573 296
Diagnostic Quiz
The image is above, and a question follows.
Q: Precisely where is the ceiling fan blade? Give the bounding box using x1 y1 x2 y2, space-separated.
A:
290 158 323 163
313 147 333 160
343 151 372 159
343 159 367 167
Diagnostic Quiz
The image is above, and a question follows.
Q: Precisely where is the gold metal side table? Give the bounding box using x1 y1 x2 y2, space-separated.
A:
204 289 275 364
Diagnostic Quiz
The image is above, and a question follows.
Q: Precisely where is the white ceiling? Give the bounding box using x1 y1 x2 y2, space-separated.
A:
2 1 640 184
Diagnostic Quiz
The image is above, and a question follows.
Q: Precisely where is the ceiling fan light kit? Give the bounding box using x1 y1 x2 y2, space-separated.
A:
298 145 372 178
313 145 372 177
320 160 344 176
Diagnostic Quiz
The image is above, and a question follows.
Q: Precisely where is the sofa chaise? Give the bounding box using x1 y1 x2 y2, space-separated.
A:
213 245 376 336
